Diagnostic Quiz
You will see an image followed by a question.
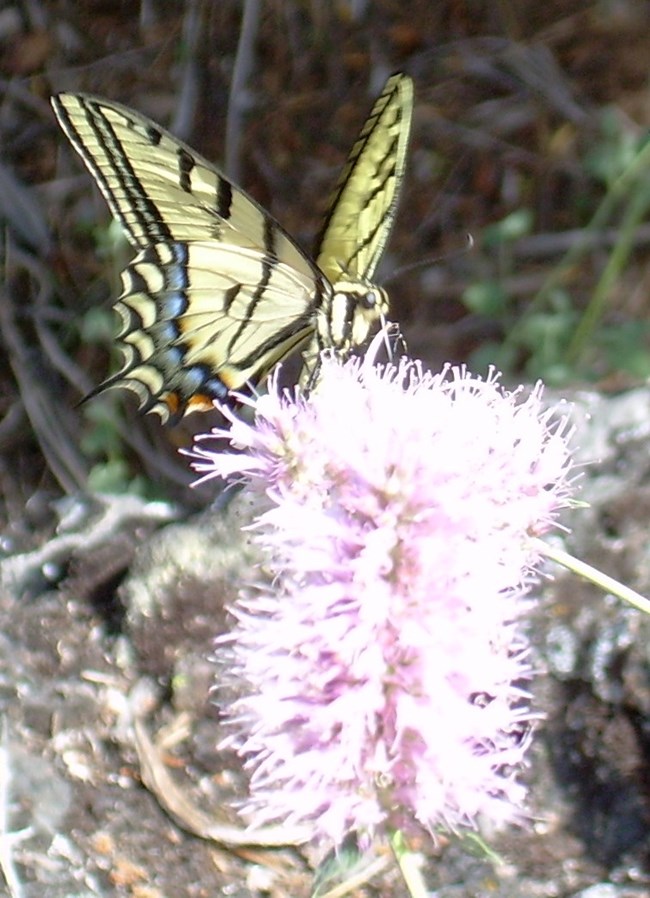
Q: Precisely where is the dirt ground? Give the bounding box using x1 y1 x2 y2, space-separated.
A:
3 2 650 896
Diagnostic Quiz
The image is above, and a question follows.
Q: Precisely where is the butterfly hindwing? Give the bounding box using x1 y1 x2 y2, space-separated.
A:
106 241 317 418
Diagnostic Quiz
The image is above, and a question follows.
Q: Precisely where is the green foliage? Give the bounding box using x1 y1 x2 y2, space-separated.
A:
464 109 650 385
86 459 148 495
78 306 115 343
463 280 508 317
584 107 641 187
311 832 365 898
482 208 534 247
599 320 650 379
80 401 156 496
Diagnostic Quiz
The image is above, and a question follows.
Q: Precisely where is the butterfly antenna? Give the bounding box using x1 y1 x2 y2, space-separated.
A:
383 234 475 285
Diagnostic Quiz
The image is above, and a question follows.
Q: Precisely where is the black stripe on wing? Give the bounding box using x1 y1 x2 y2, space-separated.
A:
52 94 174 249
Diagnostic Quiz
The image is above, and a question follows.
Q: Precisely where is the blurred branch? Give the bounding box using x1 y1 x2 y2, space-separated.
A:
0 162 51 257
225 0 261 181
0 244 89 493
171 0 205 140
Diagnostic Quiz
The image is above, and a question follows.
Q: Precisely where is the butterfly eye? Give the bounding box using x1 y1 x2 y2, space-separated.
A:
360 290 378 310
359 286 389 317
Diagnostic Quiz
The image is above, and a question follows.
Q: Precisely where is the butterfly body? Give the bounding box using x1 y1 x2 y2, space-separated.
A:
52 74 413 422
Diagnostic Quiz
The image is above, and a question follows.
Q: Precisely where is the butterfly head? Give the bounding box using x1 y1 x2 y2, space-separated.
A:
328 279 390 351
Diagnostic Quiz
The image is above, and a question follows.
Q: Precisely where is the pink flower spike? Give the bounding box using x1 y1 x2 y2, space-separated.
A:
187 349 575 846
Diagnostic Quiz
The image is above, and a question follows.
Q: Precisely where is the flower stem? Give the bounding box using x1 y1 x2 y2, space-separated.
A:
390 831 428 898
532 538 650 615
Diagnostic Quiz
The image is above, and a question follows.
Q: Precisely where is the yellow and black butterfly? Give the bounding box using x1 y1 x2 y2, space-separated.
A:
51 74 413 422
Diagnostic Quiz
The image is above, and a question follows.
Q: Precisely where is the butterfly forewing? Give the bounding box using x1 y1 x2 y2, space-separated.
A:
51 76 413 421
315 73 413 285
53 94 317 278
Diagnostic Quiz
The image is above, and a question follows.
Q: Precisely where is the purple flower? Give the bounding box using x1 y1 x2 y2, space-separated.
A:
189 349 574 845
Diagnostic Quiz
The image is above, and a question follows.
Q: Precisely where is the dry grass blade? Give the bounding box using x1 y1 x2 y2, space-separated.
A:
133 714 395 896
313 854 393 898
132 715 313 848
